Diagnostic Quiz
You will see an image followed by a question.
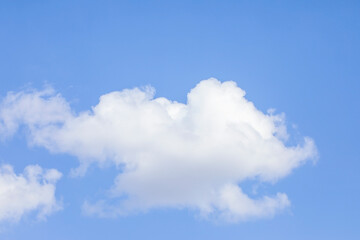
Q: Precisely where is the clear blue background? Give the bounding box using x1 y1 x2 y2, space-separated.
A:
0 0 359 239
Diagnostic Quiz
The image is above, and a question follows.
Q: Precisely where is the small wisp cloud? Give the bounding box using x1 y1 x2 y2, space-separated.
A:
0 164 62 223
0 78 317 222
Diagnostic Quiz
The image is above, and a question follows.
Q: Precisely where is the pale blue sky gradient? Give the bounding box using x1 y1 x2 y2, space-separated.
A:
0 1 359 239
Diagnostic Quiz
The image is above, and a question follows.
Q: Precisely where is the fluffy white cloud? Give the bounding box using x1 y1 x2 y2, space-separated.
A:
0 164 62 222
0 78 317 221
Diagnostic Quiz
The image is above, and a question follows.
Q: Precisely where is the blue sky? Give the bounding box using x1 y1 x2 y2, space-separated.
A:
0 0 359 239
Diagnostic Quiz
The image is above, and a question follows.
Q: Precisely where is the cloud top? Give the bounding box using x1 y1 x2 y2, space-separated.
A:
0 78 317 221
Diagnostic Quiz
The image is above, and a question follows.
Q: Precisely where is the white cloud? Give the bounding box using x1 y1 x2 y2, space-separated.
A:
0 78 317 221
0 164 62 222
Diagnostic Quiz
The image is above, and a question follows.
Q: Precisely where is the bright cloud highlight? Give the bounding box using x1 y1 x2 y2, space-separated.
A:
0 78 317 221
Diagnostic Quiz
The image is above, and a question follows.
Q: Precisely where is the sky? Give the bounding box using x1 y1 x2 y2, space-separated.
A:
0 0 359 239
